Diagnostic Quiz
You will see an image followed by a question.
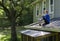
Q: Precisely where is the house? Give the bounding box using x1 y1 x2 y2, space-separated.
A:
29 0 60 22
23 1 60 41
24 0 60 32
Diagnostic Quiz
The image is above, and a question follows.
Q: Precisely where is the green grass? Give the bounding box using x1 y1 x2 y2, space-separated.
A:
0 26 26 41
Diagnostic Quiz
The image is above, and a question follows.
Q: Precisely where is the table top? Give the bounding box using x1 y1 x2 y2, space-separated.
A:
20 29 51 37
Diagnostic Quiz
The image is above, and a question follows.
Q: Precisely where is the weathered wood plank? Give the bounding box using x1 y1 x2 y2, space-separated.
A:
25 21 60 32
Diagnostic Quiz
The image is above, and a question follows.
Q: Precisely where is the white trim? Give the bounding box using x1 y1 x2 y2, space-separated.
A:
42 0 47 16
42 1 43 15
53 0 54 18
35 4 37 17
49 0 50 14
49 0 54 19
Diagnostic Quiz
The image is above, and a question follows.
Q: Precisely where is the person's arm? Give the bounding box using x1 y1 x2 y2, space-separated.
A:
42 16 46 20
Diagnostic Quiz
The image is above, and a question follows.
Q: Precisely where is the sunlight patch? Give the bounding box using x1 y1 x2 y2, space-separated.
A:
0 34 6 38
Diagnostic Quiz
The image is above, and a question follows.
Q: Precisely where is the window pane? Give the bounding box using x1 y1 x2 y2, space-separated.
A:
37 10 39 16
50 0 53 5
36 4 39 16
51 5 53 12
44 1 46 9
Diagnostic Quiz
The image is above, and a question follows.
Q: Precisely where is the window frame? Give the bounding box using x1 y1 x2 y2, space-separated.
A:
42 0 46 15
36 3 40 17
49 0 54 19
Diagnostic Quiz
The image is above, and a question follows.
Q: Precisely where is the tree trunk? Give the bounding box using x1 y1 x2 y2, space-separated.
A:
11 18 17 41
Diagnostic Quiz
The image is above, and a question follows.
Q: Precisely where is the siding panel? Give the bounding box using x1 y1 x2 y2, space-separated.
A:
54 0 60 18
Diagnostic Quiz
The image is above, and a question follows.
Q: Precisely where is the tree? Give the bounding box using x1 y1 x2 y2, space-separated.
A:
0 0 33 41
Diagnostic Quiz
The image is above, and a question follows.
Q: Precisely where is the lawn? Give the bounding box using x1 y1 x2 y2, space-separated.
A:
0 26 26 41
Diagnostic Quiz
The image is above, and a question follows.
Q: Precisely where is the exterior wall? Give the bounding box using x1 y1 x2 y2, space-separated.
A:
33 0 49 22
54 0 60 18
46 0 49 12
33 5 36 22
33 2 42 22
33 0 60 22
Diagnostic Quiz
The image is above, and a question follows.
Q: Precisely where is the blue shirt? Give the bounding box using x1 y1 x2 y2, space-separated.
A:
43 14 50 23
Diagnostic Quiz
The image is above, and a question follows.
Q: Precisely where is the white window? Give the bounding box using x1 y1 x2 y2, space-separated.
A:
42 0 46 15
36 4 39 17
49 0 54 19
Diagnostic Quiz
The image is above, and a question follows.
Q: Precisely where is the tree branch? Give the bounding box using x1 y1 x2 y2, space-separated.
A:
15 9 23 18
0 2 11 19
15 3 24 18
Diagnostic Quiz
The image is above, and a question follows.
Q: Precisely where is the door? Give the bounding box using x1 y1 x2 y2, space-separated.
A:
42 0 54 19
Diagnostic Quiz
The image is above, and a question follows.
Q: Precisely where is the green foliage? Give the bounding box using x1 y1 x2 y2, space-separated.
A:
0 9 5 17
0 18 11 27
1 37 20 41
0 35 11 41
0 26 25 41
0 35 20 41
0 0 34 41
0 0 34 26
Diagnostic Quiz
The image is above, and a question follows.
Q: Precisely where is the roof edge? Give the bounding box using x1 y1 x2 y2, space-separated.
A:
26 0 43 8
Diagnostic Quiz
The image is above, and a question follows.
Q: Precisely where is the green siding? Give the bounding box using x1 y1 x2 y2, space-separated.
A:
33 0 55 22
33 2 42 22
